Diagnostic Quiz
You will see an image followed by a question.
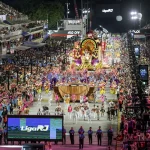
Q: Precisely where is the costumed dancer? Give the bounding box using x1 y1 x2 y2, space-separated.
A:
71 94 77 104
83 95 87 103
37 86 42 102
64 94 70 111
55 103 61 115
100 86 105 95
45 83 50 94
92 105 96 119
110 80 117 94
74 105 80 118
72 110 78 124
55 93 59 104
49 90 53 106
100 106 105 117
95 90 100 103
80 95 84 103
86 107 92 124
96 106 100 120
68 104 72 119
100 94 105 104
81 106 86 120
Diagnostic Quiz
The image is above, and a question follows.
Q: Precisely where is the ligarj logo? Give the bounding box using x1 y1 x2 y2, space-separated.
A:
21 125 49 132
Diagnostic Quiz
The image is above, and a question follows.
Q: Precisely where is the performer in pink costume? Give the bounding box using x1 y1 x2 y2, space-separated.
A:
100 94 105 103
55 94 59 104
71 94 76 103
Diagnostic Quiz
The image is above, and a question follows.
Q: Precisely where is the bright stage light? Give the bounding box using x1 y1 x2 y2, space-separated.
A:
130 11 137 15
131 16 138 20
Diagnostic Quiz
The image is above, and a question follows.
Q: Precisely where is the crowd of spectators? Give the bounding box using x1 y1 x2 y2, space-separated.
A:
0 1 27 21
0 26 22 35
112 37 150 150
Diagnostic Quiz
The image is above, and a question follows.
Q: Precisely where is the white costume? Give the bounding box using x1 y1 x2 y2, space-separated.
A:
95 91 100 102
55 106 61 115
37 110 42 115
72 110 78 124
81 107 86 119
80 95 84 103
38 91 42 102
49 91 53 106
86 109 92 123
109 101 114 107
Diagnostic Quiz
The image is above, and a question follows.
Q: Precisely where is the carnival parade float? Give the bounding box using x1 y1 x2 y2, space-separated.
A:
54 31 121 102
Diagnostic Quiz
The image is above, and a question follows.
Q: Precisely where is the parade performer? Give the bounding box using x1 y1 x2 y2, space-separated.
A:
95 90 100 103
68 104 73 119
86 107 92 123
74 105 80 118
91 105 96 119
72 110 78 124
81 106 86 120
100 94 105 104
55 103 61 115
110 80 117 94
24 106 29 115
80 95 84 103
49 90 53 106
100 86 105 95
45 83 49 94
96 106 100 120
83 95 87 103
100 106 105 117
55 93 59 104
37 86 42 102
71 94 77 103
64 94 70 111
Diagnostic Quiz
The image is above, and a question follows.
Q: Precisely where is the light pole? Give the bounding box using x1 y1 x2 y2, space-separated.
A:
130 11 142 29
65 2 70 18
82 8 90 35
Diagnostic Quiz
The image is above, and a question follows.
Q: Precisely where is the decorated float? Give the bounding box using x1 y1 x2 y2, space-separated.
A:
69 31 110 70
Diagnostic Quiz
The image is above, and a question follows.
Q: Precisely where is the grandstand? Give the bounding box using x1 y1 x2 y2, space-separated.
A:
0 1 45 55
0 1 28 25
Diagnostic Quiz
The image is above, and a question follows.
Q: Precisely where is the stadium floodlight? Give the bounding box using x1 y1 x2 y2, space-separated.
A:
130 11 137 15
131 16 138 20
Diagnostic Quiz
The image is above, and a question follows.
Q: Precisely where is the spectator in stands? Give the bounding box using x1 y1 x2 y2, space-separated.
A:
3 127 7 144
9 102 13 114
0 127 2 145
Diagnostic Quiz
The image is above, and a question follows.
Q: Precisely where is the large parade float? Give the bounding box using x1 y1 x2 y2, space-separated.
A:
54 31 121 102
69 30 110 70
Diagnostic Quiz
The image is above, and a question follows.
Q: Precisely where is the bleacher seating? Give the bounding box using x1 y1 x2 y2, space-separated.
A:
0 1 28 25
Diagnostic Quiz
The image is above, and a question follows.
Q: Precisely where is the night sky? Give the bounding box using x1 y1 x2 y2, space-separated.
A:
2 0 150 33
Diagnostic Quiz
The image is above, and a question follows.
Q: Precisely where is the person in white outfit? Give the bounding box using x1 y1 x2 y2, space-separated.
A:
86 108 92 123
95 90 100 103
109 100 114 108
72 110 78 124
81 106 86 120
37 108 42 115
49 91 53 106
80 95 84 103
37 88 42 102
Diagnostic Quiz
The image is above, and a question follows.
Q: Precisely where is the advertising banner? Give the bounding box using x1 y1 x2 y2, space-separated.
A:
7 115 63 141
